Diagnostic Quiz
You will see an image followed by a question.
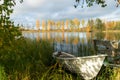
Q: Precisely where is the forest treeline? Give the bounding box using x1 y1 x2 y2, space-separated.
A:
20 18 120 32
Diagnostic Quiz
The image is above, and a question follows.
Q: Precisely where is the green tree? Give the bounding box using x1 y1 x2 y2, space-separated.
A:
56 21 61 30
95 18 105 31
74 0 120 8
0 0 22 50
70 20 75 30
87 19 95 31
115 21 120 30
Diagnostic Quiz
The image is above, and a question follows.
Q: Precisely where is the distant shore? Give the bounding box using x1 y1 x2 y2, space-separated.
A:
103 30 120 32
21 30 120 33
22 30 82 32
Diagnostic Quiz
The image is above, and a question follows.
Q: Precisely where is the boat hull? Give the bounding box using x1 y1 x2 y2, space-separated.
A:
53 52 107 80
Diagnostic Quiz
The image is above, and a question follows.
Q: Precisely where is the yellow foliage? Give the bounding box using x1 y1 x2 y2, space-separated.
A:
36 20 40 30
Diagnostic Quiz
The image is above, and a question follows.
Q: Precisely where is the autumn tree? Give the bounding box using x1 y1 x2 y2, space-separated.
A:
81 19 85 31
51 20 55 30
47 20 51 31
73 18 80 30
65 20 69 30
54 22 57 30
70 20 75 30
42 20 46 31
86 24 91 32
36 20 40 30
105 21 117 30
81 19 85 27
61 21 64 31
56 21 61 30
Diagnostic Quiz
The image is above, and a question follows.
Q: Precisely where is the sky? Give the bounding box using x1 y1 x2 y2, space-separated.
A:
8 0 120 27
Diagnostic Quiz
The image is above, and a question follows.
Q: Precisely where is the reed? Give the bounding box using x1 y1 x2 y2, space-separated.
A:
0 65 7 80
0 37 119 80
96 65 120 80
0 37 54 80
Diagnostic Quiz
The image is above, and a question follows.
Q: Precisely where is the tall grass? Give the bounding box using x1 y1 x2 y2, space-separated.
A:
0 37 119 80
0 37 54 80
0 65 7 80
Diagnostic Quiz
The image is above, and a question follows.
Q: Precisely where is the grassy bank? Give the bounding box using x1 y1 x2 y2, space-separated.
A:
0 37 119 80
0 37 54 80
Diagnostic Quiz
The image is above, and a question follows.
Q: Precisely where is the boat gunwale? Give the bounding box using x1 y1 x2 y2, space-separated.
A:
54 52 107 60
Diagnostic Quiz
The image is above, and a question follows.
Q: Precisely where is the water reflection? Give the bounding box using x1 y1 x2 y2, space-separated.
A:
95 32 120 41
22 31 120 56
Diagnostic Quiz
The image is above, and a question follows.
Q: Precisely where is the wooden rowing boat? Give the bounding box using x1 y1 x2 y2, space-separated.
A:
53 52 107 80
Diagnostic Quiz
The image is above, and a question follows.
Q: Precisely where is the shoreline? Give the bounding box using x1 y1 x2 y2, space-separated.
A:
103 30 120 32
22 30 83 32
22 30 120 33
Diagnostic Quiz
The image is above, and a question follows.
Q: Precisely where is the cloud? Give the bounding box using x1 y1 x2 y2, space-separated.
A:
0 0 4 5
10 0 120 27
24 0 44 7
